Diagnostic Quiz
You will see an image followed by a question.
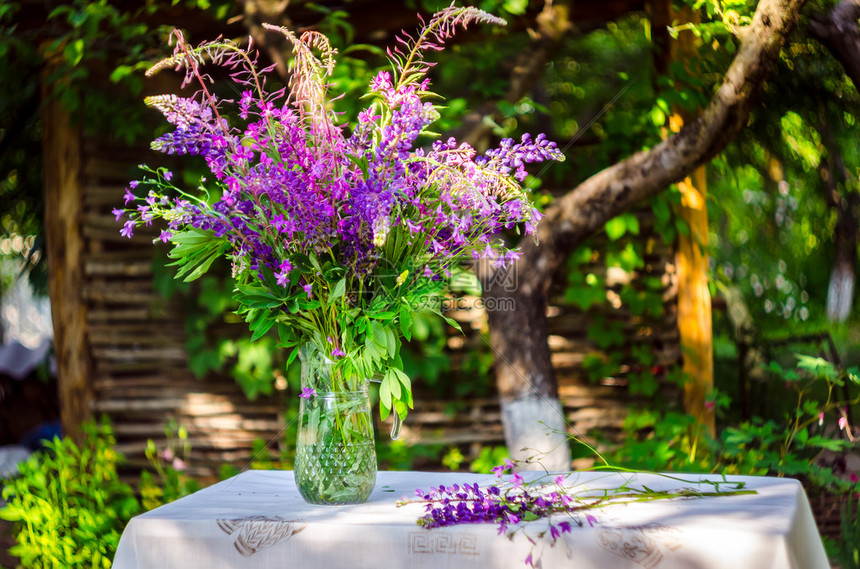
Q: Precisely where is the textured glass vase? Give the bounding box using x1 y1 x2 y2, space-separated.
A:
294 345 377 505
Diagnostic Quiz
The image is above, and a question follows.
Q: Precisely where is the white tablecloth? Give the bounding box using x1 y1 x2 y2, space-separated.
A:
113 470 829 569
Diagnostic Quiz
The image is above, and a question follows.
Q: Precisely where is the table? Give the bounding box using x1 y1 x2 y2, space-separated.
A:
112 470 829 569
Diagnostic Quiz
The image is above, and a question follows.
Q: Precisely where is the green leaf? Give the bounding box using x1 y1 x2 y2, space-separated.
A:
383 369 402 400
0 505 23 521
399 306 412 341
503 0 528 15
234 287 282 309
795 427 808 445
371 311 397 321
278 323 298 347
441 314 463 334
605 216 627 240
392 367 412 394
64 38 85 66
249 313 275 341
370 321 387 349
379 379 392 413
167 229 229 282
330 278 346 302
345 154 370 178
384 327 397 358
795 354 836 379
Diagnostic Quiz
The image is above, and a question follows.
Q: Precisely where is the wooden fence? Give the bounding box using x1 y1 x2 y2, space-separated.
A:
71 127 286 480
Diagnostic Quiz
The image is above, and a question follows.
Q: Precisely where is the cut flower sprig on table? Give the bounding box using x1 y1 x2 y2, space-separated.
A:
117 4 564 421
400 457 756 567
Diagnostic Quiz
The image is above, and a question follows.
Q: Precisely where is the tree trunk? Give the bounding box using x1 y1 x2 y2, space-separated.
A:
465 2 574 471
42 64 93 442
809 0 860 321
482 267 570 470
817 118 859 322
483 0 807 465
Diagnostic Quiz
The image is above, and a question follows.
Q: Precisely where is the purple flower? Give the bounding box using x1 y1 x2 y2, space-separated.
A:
370 70 392 91
120 220 135 238
299 387 315 399
586 514 597 527
120 11 563 426
112 208 124 221
275 259 292 287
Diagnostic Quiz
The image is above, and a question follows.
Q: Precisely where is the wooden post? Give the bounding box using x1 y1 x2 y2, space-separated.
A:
675 166 715 434
653 0 715 434
42 68 93 442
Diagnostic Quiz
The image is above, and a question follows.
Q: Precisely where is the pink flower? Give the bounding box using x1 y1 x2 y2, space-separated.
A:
554 474 565 486
492 458 515 478
839 416 848 431
818 412 824 426
586 514 598 527
120 220 135 238
275 259 292 287
511 473 524 489
172 458 186 471
300 387 315 399
370 70 392 92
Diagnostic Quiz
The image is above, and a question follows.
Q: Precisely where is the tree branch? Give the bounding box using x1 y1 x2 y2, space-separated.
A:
483 0 807 409
517 0 809 293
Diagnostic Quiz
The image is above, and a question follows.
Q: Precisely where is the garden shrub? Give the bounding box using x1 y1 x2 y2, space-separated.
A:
0 421 139 568
0 419 196 568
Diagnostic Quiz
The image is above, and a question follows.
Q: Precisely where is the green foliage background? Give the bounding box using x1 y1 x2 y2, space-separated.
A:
1 0 860 564
1 0 860 544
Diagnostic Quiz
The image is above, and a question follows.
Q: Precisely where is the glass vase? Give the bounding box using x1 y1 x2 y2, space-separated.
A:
294 344 377 505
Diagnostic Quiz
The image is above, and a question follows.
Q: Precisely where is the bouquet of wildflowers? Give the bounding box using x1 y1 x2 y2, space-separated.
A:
118 4 564 421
